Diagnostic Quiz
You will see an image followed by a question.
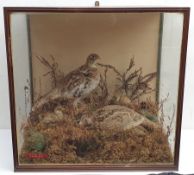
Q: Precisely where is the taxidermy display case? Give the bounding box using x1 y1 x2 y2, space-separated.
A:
4 7 190 171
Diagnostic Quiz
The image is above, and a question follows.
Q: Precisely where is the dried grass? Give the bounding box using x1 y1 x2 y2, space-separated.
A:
19 103 173 164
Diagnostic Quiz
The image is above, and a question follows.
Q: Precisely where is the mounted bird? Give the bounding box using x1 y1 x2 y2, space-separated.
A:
32 53 101 112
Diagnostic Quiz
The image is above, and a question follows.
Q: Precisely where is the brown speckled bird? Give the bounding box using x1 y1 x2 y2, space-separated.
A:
32 53 101 112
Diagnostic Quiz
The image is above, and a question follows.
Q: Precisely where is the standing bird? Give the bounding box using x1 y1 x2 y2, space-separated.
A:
32 53 101 112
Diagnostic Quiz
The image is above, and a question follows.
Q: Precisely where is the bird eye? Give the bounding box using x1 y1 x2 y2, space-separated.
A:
91 55 94 59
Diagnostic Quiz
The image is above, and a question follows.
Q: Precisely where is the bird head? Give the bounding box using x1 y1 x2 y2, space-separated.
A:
86 53 101 68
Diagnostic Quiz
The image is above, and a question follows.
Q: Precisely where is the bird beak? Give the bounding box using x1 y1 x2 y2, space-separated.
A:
94 56 100 62
95 57 101 65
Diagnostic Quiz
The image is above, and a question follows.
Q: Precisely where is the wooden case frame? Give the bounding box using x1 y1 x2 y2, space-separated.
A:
4 7 190 171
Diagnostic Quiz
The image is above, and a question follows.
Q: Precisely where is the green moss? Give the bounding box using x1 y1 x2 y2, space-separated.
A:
24 129 45 151
19 103 173 164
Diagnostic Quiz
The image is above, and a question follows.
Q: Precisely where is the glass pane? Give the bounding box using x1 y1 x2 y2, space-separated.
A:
9 11 184 166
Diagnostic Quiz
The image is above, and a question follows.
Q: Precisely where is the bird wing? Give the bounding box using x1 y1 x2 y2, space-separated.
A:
62 65 87 91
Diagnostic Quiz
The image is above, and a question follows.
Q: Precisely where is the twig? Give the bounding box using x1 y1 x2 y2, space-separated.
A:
169 105 175 129
124 57 135 79
158 93 169 110
125 68 141 83
131 88 156 101
139 72 157 84
97 63 122 78
97 58 156 101
167 104 176 137
36 55 58 88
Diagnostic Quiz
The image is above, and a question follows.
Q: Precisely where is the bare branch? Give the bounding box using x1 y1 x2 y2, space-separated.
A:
139 72 157 84
131 88 156 101
35 55 58 88
97 63 122 78
124 57 135 79
125 68 142 83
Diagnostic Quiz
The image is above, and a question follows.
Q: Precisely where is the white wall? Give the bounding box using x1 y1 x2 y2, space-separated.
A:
10 14 32 151
159 13 184 152
0 0 194 129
